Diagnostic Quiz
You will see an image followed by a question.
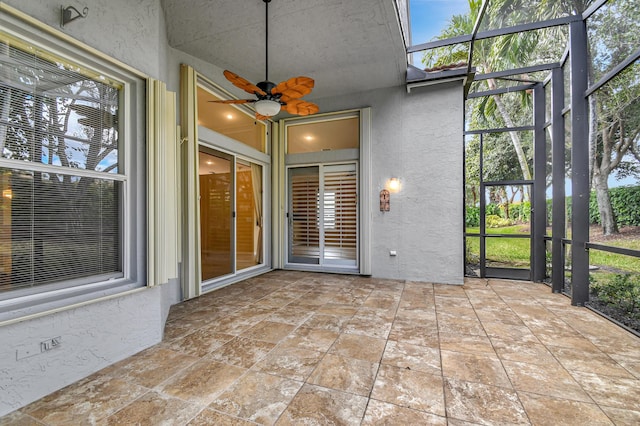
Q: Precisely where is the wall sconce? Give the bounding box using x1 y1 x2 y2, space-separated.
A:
388 177 400 192
2 189 12 199
61 5 89 28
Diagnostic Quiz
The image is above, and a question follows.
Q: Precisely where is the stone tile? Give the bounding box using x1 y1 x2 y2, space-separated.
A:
600 406 640 425
437 317 487 336
362 295 400 310
22 375 148 425
482 321 540 344
388 318 439 348
441 350 512 388
548 345 634 378
99 346 198 388
186 408 257 426
162 328 235 358
371 364 445 416
240 321 296 344
158 359 246 405
98 391 202 426
491 338 556 365
329 333 387 363
268 307 314 325
209 336 276 368
209 371 303 424
571 371 640 410
438 332 495 355
275 384 367 426
279 326 339 352
534 330 602 351
474 307 524 325
343 314 394 339
502 360 592 402
307 354 378 396
316 303 359 317
252 346 324 381
362 399 447 425
518 391 614 426
444 378 529 425
381 340 441 375
302 313 350 332
0 411 44 425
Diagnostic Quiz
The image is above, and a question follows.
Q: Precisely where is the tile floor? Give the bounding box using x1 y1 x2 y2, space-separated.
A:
3 270 640 425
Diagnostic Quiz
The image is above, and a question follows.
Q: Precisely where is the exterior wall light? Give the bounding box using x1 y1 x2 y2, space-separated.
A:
388 177 400 192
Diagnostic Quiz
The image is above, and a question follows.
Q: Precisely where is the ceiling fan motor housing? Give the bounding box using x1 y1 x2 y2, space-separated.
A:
257 81 283 103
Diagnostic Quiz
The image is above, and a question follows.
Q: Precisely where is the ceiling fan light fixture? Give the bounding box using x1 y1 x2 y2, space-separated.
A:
255 99 281 117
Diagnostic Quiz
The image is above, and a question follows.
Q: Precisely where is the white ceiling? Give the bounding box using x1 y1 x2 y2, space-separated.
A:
161 0 408 101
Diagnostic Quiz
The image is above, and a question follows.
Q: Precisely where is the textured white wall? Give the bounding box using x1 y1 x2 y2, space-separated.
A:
0 0 179 417
0 0 464 416
3 0 166 78
312 83 465 284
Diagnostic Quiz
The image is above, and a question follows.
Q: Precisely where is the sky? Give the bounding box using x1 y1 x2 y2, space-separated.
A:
409 0 470 45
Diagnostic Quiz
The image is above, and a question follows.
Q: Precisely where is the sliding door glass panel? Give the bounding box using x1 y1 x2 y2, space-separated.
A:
199 150 233 280
289 167 320 264
236 162 263 270
323 164 357 266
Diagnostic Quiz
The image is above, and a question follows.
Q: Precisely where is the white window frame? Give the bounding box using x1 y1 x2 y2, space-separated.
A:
0 5 148 324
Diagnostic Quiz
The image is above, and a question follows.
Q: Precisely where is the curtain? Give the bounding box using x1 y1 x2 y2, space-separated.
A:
251 163 263 263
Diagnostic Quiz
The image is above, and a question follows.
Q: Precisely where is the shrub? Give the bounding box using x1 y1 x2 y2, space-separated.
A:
591 273 640 318
466 206 480 227
485 214 513 228
589 185 640 226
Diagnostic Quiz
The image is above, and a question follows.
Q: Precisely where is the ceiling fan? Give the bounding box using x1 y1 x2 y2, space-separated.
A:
211 0 319 120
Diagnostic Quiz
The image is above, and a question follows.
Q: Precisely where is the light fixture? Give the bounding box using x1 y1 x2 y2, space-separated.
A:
2 189 12 199
226 113 234 119
255 99 282 117
388 177 400 192
304 135 313 141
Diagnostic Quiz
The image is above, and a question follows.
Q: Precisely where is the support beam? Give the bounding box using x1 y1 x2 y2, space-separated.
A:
533 83 547 282
551 67 566 293
569 20 590 306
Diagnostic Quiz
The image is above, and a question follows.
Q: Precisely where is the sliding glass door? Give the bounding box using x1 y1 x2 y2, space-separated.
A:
199 147 263 283
287 163 357 269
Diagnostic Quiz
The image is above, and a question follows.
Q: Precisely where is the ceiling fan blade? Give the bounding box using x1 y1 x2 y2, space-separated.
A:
272 76 314 99
208 99 254 104
284 100 319 116
223 70 266 96
255 112 277 121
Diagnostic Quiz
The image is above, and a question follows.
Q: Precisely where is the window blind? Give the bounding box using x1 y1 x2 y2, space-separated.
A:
0 36 123 293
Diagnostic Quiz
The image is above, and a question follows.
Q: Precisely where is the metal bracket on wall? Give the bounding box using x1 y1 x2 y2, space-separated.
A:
61 5 89 28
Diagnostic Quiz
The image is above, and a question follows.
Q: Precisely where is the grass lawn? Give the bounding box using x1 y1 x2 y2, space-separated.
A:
466 225 640 273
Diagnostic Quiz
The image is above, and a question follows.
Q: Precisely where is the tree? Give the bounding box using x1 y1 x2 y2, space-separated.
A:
587 0 640 235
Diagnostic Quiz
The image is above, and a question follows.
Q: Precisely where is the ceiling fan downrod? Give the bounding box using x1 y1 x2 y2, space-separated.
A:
264 0 271 83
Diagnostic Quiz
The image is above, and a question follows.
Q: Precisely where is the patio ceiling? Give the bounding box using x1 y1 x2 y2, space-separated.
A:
161 0 409 101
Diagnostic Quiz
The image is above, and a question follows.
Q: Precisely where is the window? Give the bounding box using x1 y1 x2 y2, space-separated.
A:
0 16 145 317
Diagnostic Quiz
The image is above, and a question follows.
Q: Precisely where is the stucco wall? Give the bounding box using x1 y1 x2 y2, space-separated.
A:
312 83 464 284
0 0 463 416
0 0 179 416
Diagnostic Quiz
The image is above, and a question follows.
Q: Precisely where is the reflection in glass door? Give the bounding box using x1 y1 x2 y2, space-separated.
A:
199 148 264 282
287 164 357 269
199 150 233 280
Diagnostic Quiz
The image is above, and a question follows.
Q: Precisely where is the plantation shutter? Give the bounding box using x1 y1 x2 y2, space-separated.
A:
289 167 320 261
323 165 357 263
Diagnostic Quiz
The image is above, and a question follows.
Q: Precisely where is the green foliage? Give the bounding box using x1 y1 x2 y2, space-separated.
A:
466 206 480 227
589 186 640 226
485 214 513 228
508 201 531 223
591 274 640 318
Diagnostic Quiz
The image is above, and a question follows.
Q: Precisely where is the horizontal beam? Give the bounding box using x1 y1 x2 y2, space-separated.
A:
467 83 535 98
586 242 640 258
465 125 535 135
586 47 640 97
474 63 560 81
